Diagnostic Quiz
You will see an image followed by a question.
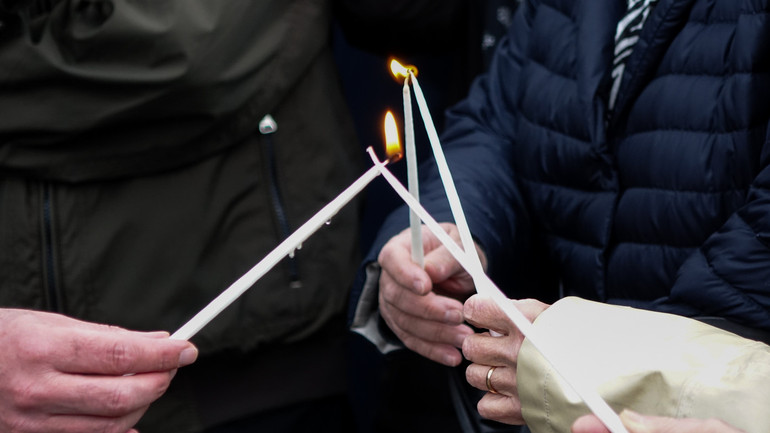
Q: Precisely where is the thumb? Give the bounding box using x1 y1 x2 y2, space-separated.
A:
424 243 465 282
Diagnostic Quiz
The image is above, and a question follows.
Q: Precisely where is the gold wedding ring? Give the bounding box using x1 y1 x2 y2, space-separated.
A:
486 366 499 394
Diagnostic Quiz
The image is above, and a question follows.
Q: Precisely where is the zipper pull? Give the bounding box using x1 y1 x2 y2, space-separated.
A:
259 114 278 134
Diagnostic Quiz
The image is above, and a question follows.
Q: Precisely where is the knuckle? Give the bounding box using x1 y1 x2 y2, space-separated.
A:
151 374 172 399
104 386 133 414
10 378 46 411
5 415 37 433
431 324 447 343
17 341 49 364
389 308 410 329
108 341 135 372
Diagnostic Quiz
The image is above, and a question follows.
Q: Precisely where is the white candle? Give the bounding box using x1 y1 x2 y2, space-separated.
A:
367 148 629 433
403 78 424 267
171 157 386 341
408 70 485 277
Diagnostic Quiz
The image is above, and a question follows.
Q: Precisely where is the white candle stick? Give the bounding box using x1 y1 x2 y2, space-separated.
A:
408 70 484 278
170 157 386 341
367 148 629 433
403 77 424 268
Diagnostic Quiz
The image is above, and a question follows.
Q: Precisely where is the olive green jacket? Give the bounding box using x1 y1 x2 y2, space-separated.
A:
0 0 360 430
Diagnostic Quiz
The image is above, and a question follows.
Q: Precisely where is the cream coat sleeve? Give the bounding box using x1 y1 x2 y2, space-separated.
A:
517 297 770 433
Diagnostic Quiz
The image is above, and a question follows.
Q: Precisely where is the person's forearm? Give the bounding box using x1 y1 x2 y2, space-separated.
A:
518 297 770 433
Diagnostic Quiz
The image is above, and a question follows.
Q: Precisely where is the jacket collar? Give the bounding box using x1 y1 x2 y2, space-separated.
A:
609 0 699 128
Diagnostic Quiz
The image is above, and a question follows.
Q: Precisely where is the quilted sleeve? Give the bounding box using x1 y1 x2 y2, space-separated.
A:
659 123 770 331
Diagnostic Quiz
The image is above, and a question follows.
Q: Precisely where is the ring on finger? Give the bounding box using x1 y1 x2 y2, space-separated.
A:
486 366 499 394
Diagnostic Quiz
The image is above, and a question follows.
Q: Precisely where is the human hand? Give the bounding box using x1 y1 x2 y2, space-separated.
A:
378 223 482 366
572 410 746 433
462 295 549 424
0 308 198 433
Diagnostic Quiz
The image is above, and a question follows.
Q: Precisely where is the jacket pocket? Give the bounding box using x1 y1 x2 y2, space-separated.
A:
259 114 302 289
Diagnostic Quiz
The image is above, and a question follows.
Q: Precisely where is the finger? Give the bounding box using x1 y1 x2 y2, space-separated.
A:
389 323 467 366
4 408 146 433
477 391 524 425
462 332 521 367
571 415 610 433
465 363 518 396
464 296 548 333
379 231 433 295
463 295 512 333
423 243 465 284
380 300 473 366
619 410 743 433
383 301 473 348
379 291 473 343
14 370 173 417
49 330 197 375
423 225 476 295
380 272 465 324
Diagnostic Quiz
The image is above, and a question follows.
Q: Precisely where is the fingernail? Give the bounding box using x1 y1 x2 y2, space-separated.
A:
178 347 198 367
454 332 469 348
444 309 463 324
443 353 460 366
619 409 650 432
413 280 425 293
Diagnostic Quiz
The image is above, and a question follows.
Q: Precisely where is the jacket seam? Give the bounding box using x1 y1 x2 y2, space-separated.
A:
527 55 578 86
688 9 770 25
625 123 763 136
546 232 603 251
520 176 614 195
613 240 698 249
621 185 748 195
517 107 592 146
653 71 770 79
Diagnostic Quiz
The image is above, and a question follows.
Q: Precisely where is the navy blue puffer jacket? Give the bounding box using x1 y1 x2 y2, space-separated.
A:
360 0 770 332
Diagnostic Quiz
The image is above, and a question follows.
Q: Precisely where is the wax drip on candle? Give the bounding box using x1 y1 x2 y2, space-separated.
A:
170 150 389 341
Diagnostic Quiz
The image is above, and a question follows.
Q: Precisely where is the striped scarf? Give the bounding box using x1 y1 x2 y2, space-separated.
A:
608 0 660 112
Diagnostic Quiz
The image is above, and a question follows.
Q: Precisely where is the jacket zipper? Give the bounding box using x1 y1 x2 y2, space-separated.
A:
259 114 302 289
41 182 61 311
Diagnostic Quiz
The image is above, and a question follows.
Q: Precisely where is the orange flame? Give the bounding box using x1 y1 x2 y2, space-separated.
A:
389 58 418 81
383 111 403 162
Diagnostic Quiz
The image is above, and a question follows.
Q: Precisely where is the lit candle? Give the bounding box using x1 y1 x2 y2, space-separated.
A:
389 59 423 267
367 147 629 433
391 58 484 277
171 151 393 341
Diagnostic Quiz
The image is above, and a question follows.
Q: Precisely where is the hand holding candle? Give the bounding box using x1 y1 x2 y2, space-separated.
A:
369 147 628 433
390 58 485 279
373 108 628 433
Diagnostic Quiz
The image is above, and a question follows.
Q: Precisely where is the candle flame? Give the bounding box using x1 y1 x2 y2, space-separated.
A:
389 58 418 81
383 111 403 162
